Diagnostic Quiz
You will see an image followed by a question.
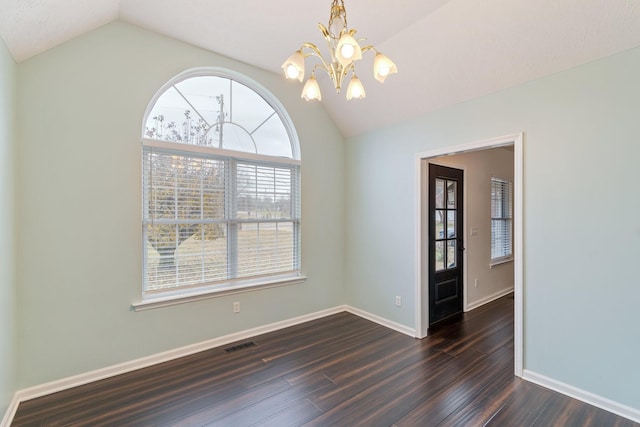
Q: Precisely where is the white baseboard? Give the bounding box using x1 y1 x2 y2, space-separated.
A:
1 305 347 426
1 305 413 425
345 305 416 337
5 309 639 426
0 393 20 427
465 286 514 312
523 370 640 424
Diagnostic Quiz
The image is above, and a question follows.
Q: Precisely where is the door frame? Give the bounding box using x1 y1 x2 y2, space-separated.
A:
414 132 524 377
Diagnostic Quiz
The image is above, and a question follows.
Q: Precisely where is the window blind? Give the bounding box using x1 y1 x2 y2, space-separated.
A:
491 177 513 260
143 147 301 293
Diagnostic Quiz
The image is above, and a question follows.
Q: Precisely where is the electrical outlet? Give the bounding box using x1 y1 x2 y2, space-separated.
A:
233 302 240 313
474 279 479 288
395 296 402 307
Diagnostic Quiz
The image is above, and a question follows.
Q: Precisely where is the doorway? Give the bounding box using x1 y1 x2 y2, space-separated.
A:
415 133 523 377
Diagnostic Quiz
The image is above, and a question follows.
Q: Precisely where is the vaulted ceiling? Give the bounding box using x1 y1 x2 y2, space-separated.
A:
1 0 640 137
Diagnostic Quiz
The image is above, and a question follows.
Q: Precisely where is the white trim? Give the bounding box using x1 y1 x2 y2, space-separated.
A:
133 276 307 311
143 138 301 166
415 134 518 160
465 287 514 312
414 155 425 338
141 67 301 160
4 305 346 422
0 305 419 425
513 134 524 377
345 306 417 337
414 132 524 378
523 370 640 424
489 257 513 268
0 394 20 427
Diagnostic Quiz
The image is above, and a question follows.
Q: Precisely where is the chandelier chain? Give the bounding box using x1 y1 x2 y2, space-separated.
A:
329 0 348 32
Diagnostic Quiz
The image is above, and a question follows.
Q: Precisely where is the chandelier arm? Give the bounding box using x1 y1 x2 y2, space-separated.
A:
318 23 331 42
340 62 355 80
318 22 339 65
317 62 342 92
300 42 329 69
327 62 353 93
310 63 325 74
331 65 345 92
300 43 341 89
360 45 377 54
319 29 339 64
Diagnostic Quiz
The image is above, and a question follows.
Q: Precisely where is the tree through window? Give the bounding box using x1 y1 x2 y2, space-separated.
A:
142 70 301 298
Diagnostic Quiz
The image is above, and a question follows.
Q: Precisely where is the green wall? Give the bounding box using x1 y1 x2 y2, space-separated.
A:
16 21 346 388
0 36 17 416
346 46 640 409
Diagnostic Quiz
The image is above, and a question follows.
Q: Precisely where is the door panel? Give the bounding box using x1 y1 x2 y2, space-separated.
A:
429 164 464 326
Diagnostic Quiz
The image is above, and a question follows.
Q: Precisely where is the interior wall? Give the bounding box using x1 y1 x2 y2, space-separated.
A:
346 46 640 410
431 148 515 310
0 36 17 415
15 21 346 389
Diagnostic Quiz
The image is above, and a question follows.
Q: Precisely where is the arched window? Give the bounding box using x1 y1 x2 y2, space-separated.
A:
141 68 301 303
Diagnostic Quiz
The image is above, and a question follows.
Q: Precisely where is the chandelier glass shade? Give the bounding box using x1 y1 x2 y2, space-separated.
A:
281 0 397 101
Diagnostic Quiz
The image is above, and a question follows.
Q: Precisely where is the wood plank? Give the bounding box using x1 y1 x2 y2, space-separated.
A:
392 346 515 426
11 294 639 427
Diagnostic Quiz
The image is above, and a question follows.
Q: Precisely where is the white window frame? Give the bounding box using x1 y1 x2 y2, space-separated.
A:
134 68 304 310
490 177 513 266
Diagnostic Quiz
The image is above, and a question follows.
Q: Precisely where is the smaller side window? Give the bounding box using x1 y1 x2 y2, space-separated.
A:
491 177 513 262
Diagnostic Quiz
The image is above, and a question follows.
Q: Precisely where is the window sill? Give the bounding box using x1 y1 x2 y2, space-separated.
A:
132 274 307 312
490 257 513 268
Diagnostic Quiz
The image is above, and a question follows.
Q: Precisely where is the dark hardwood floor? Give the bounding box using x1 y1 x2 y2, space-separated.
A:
12 294 638 426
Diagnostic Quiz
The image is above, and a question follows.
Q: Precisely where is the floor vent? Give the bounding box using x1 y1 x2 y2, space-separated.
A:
225 341 256 353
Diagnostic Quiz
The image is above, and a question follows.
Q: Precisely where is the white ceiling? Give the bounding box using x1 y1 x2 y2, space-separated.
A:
1 0 640 137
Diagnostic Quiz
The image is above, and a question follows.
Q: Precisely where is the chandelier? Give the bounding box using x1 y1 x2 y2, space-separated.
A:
281 0 397 101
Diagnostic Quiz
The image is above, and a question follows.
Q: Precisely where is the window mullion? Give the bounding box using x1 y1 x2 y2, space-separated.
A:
174 162 180 284
227 159 238 279
200 161 205 283
229 80 232 123
293 166 300 269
